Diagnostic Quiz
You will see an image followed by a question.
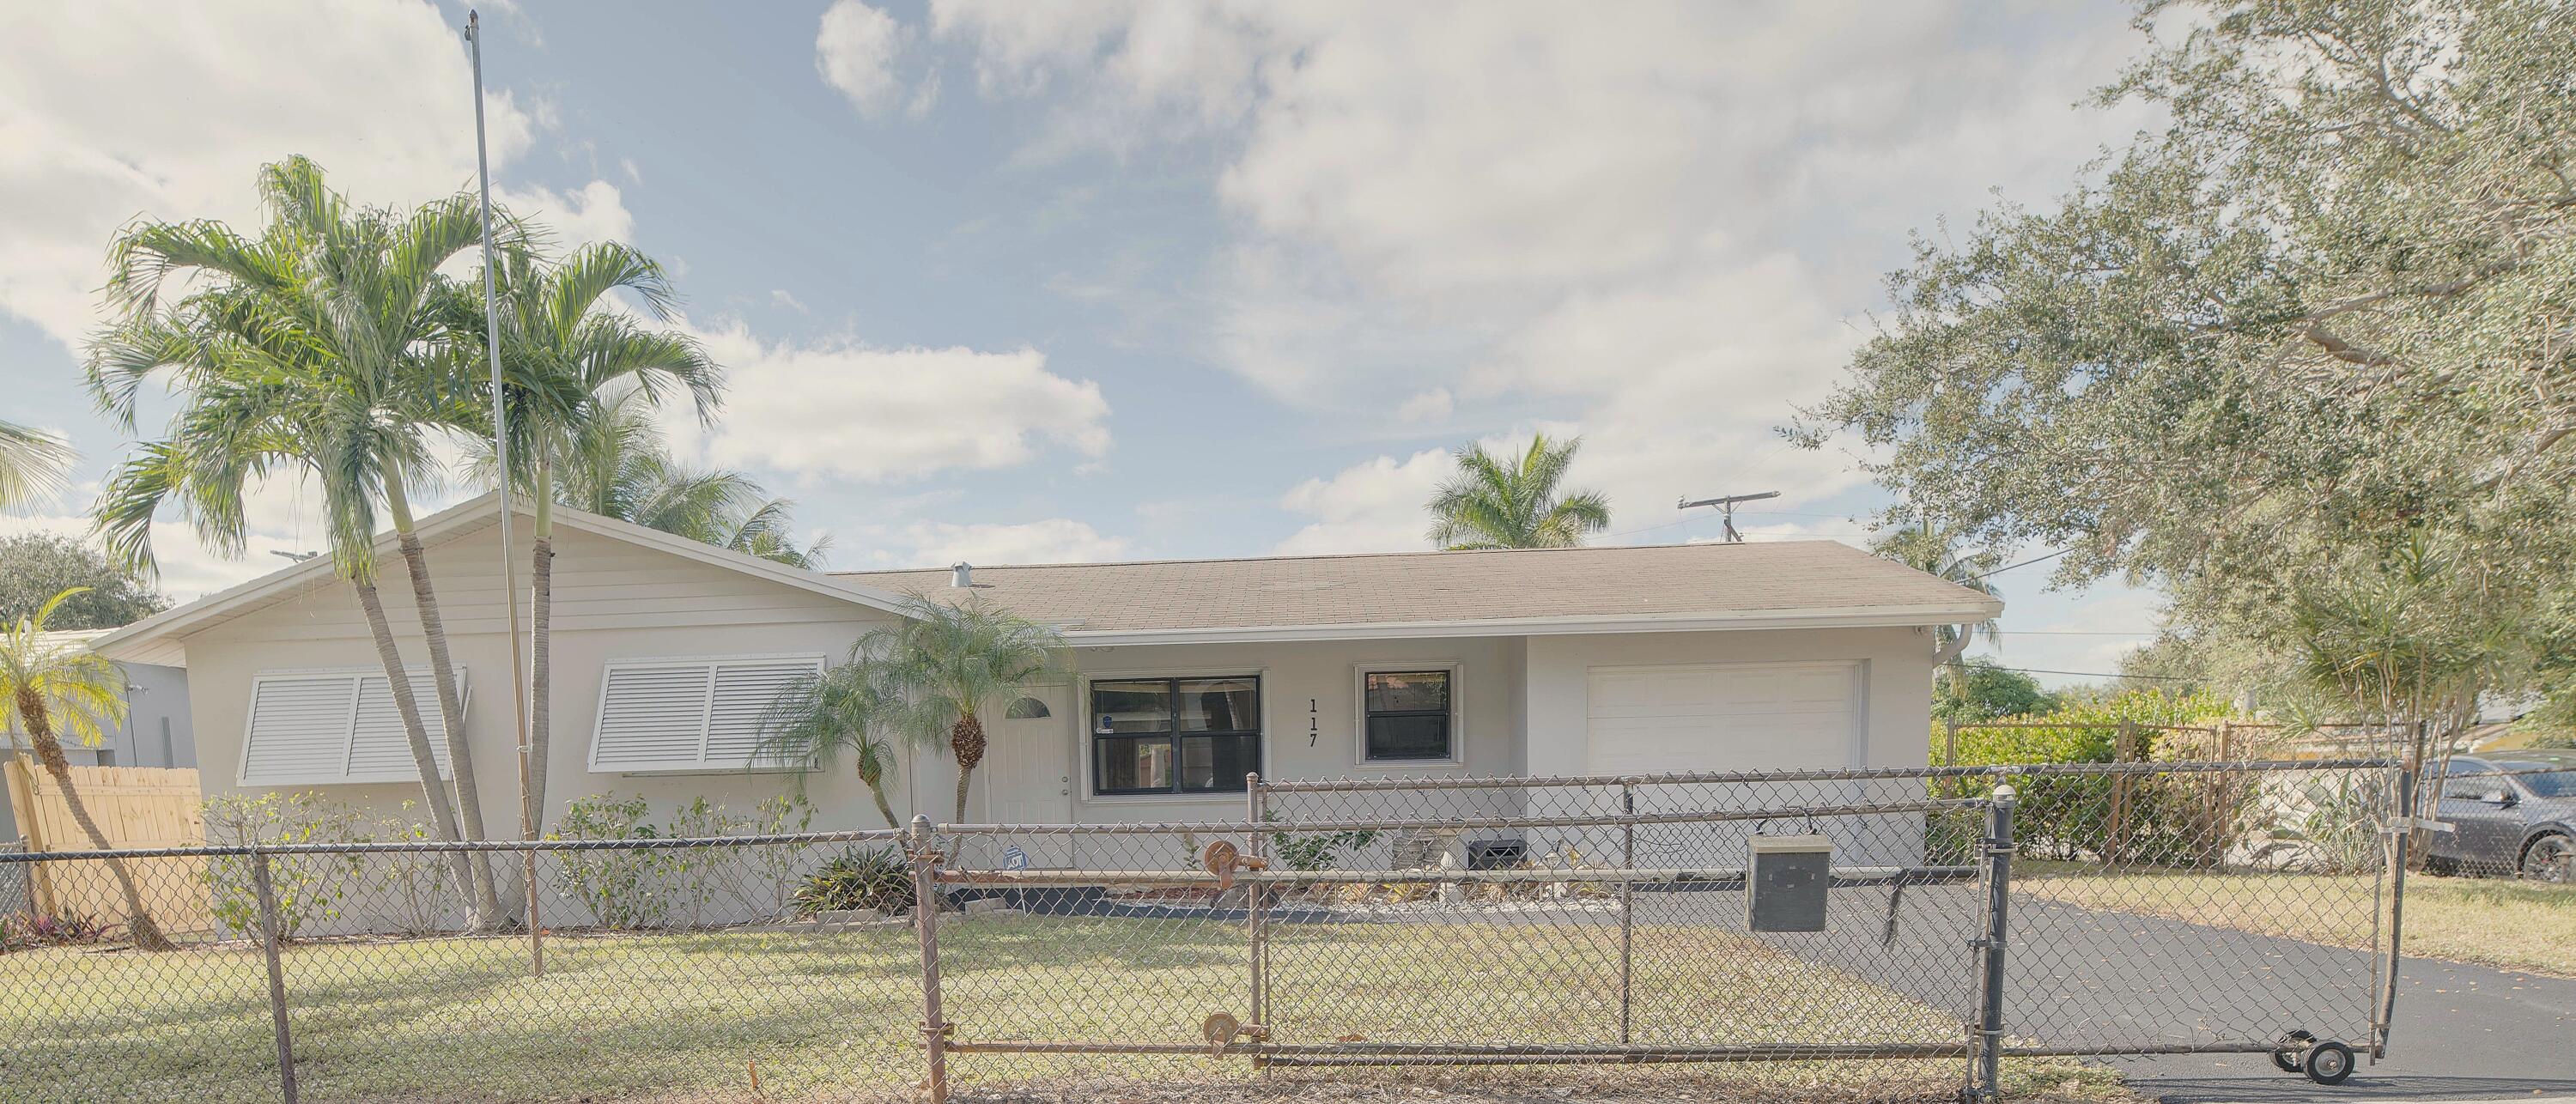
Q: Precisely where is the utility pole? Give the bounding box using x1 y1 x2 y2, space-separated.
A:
465 8 542 976
1678 490 1779 543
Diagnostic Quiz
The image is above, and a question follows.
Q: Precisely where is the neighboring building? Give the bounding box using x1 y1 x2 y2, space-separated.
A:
90 494 1998 852
1 629 197 842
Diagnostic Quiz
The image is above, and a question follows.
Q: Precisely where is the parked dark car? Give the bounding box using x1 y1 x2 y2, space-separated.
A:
2427 750 2576 882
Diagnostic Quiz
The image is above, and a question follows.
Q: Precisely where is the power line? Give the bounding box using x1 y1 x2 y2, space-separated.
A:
1943 660 2195 682
1959 547 2071 583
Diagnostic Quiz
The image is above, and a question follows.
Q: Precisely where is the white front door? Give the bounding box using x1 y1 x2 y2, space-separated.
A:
983 683 1075 866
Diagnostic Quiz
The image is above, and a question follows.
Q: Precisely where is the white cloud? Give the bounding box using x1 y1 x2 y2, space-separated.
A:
1273 448 1450 555
495 179 635 251
1394 388 1452 424
936 1 2148 534
817 0 924 118
878 519 1134 568
770 289 810 313
671 323 1111 482
0 1 629 349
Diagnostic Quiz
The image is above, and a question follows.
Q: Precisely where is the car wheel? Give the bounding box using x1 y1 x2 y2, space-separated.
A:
2523 834 2575 883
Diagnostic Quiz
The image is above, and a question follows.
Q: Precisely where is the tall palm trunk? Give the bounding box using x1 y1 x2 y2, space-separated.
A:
383 479 501 925
16 691 172 950
352 578 482 919
950 713 986 822
526 472 556 836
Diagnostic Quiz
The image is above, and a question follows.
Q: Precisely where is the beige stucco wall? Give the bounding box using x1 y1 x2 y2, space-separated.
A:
181 522 903 834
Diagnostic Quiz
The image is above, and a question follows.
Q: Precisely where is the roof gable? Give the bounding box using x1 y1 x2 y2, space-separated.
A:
88 494 914 666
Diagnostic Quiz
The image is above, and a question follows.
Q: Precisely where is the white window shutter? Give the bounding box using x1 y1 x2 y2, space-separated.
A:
345 670 461 782
240 675 361 786
593 663 717 769
238 667 460 786
592 654 823 772
706 658 822 767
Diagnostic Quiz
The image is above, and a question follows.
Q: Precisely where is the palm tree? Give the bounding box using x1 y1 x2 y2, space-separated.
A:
544 388 824 567
0 588 171 949
756 658 905 828
1426 434 1612 549
86 156 504 922
869 596 1066 822
1869 523 2001 670
0 420 75 512
471 241 722 831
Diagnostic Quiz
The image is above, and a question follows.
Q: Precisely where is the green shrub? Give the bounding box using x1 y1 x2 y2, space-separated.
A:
793 846 914 915
549 793 676 929
1931 689 2248 866
201 792 366 940
548 792 821 929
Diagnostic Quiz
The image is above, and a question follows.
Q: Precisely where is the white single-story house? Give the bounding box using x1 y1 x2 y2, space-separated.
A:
90 494 1999 851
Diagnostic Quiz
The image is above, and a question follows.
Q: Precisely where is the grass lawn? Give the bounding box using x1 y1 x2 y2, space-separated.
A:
2019 864 2576 977
0 910 2101 1104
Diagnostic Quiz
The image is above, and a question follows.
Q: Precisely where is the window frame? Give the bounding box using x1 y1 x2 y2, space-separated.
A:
1352 661 1466 767
586 652 826 774
1083 672 1265 798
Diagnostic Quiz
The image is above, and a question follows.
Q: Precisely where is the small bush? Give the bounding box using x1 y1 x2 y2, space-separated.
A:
548 792 826 930
793 846 914 915
0 912 121 952
550 793 676 929
201 792 366 940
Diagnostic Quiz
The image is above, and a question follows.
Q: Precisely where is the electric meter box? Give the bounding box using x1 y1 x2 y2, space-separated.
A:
1747 834 1832 932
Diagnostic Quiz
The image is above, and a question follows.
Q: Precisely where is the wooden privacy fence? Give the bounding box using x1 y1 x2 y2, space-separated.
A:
3 760 208 930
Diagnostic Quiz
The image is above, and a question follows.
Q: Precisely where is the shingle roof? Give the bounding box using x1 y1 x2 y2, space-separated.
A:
835 540 2000 641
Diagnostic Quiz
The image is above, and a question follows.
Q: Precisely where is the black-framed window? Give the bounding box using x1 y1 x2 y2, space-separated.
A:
1364 670 1453 761
1091 676 1261 795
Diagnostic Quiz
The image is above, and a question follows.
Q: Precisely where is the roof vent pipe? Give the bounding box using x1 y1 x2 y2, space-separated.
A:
951 561 972 588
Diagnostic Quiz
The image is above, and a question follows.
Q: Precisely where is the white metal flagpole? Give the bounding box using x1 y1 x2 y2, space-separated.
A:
465 8 543 977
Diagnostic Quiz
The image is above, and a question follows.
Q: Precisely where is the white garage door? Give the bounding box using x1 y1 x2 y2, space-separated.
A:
1584 661 1862 774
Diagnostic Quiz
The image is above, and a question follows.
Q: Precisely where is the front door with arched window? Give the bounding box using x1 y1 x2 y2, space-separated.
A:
982 683 1073 865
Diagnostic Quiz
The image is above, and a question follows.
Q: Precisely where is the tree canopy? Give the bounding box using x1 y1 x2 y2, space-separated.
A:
1800 0 2576 719
0 533 168 630
1933 658 2063 725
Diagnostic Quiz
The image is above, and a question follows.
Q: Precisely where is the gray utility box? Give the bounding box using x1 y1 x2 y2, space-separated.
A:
1747 834 1832 932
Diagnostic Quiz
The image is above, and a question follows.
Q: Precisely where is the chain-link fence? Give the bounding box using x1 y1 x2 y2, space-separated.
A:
0 759 2429 1102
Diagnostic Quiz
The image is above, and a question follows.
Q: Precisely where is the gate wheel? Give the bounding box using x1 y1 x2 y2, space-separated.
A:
2302 1040 2354 1085
2271 1028 2313 1073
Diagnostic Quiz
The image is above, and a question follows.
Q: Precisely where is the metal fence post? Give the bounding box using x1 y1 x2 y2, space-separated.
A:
2373 726 2423 1059
250 849 300 1104
1968 784 2015 1104
1247 772 1268 1066
1619 781 1635 1046
909 816 948 1104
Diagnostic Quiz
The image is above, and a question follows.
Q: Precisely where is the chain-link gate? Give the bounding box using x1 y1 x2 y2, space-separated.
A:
1 758 2421 1102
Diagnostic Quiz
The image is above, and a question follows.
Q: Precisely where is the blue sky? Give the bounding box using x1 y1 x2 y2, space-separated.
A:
0 1 2171 685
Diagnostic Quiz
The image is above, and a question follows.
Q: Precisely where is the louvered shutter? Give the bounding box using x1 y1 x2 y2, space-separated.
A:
592 662 716 770
238 668 460 785
345 670 461 782
705 658 823 767
591 654 823 772
240 675 361 785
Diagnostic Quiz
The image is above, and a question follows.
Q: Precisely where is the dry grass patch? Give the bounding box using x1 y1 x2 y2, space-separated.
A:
0 912 2094 1103
2019 863 2576 977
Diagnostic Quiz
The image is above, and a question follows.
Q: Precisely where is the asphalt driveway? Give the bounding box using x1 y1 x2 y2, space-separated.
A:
1810 883 2575 1102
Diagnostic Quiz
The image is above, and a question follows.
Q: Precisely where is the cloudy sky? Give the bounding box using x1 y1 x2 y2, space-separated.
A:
0 0 2169 684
